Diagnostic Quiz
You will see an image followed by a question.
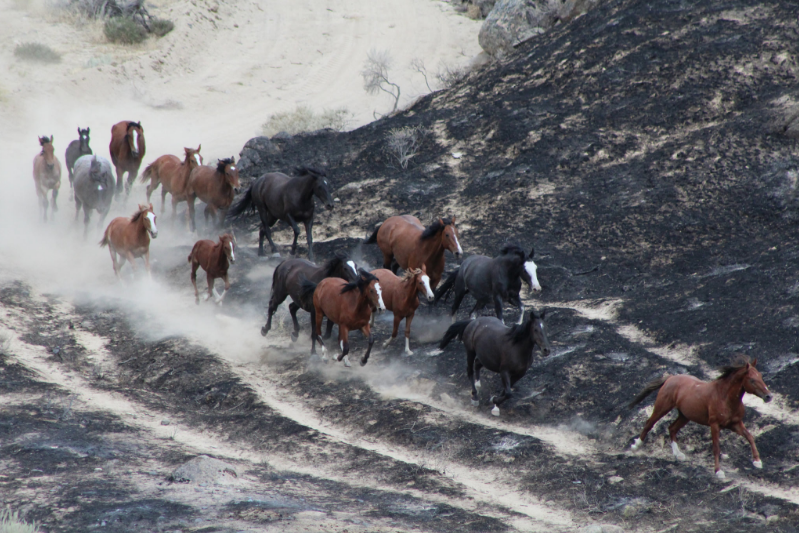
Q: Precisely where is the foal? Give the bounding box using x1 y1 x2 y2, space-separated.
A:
370 267 434 355
99 203 158 278
188 234 236 305
302 270 386 367
629 356 773 479
33 135 62 222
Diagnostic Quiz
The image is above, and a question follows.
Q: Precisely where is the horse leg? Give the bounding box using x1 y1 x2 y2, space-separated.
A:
631 392 675 451
323 318 335 340
51 187 59 213
74 198 82 222
381 251 394 270
383 313 401 350
474 358 483 391
490 371 513 416
287 302 301 341
258 224 267 256
143 250 152 279
494 293 505 324
732 421 762 469
109 248 121 279
336 327 351 367
215 274 231 305
125 169 137 198
467 350 479 406
710 423 725 479
359 325 374 367
206 273 216 302
304 219 314 262
314 308 326 359
286 214 301 256
187 195 197 233
124 251 138 279
451 285 468 322
510 293 525 325
160 188 168 215
191 261 201 304
83 208 92 239
667 412 689 460
264 217 279 255
114 165 124 200
403 314 414 356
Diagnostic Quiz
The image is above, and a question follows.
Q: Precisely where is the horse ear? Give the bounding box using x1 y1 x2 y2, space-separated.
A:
528 247 535 259
197 144 201 152
77 127 81 134
50 135 54 142
148 203 154 211
87 127 90 134
438 218 444 225
451 215 456 223
231 156 236 163
752 358 758 367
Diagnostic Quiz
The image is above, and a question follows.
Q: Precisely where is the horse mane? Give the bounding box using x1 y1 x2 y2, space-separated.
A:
506 312 534 345
216 158 234 174
296 166 326 178
420 217 453 240
127 121 142 130
499 244 526 261
130 205 149 223
717 354 751 381
400 268 421 282
321 251 348 277
340 271 378 294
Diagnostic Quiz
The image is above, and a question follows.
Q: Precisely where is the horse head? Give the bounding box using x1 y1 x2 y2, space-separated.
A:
126 122 144 158
185 145 203 168
139 203 158 239
522 247 542 292
219 233 236 264
528 308 551 356
440 217 463 259
217 157 240 193
78 127 90 151
38 135 55 168
301 167 334 210
742 359 773 402
412 266 434 302
358 269 385 313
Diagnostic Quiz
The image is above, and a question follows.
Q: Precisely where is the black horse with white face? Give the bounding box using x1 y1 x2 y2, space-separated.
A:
227 166 334 261
433 244 541 324
440 309 551 416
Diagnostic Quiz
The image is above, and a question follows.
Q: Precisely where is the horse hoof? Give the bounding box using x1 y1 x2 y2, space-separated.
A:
630 438 642 451
343 355 352 367
491 405 500 417
261 327 268 337
290 332 298 342
360 358 368 367
475 380 481 390
715 470 726 480
753 460 763 469
471 399 479 407
404 350 414 356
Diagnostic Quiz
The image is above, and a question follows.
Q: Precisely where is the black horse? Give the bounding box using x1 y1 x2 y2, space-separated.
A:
434 245 541 324
65 127 92 197
440 309 551 416
227 167 334 261
262 251 359 341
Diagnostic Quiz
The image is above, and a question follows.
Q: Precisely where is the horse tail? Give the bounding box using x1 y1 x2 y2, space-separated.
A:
226 186 253 220
433 269 459 304
364 223 382 244
440 320 471 349
628 375 669 409
99 226 110 248
300 277 318 304
140 162 155 183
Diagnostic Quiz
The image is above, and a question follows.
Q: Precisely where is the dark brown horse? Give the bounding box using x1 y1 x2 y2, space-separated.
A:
33 135 62 221
65 127 92 198
188 233 236 305
301 270 386 367
187 158 240 231
370 267 434 355
109 121 145 199
99 203 158 278
629 356 773 480
141 145 202 220
365 215 462 289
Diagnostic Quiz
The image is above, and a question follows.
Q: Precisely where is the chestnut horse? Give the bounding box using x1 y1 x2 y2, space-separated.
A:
141 145 203 219
301 270 386 367
33 135 62 222
187 157 240 231
629 356 773 480
365 215 462 289
99 203 158 278
109 121 145 199
188 234 236 305
369 267 434 355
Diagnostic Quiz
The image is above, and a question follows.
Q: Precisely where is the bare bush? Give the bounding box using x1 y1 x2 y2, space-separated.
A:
261 106 351 137
13 42 61 63
362 49 401 116
410 58 433 92
436 62 468 88
386 126 427 170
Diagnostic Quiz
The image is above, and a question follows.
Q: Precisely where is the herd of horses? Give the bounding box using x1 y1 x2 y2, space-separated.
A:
31 122 774 480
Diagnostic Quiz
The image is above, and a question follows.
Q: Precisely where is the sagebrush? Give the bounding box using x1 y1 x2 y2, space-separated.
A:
386 126 427 170
149 18 174 37
13 42 61 63
104 16 147 43
261 106 350 137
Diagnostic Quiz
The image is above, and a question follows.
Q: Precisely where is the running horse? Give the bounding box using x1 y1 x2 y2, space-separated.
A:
187 157 240 231
73 155 115 237
301 270 386 367
109 121 145 200
440 310 551 416
365 215 462 289
226 167 334 261
65 127 92 198
434 245 541 324
140 145 203 221
261 251 359 341
33 135 62 222
369 267 435 355
188 233 236 305
99 203 158 278
629 356 773 480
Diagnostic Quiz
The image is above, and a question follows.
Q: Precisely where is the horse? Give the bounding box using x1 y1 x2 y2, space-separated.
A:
32 135 62 222
99 203 158 279
109 121 145 199
140 146 202 220
629 356 773 480
369 267 435 355
301 270 386 367
65 127 92 197
364 215 462 289
261 251 359 341
188 234 236 305
440 309 551 416
187 157 240 231
226 167 334 261
434 245 541 324
73 155 115 237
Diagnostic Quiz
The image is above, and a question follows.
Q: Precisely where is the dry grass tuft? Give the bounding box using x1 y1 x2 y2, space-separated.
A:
13 42 62 63
261 106 351 137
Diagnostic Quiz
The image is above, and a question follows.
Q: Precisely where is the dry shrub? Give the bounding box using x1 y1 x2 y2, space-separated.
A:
104 16 146 43
467 3 482 19
150 18 174 37
386 126 428 170
13 42 62 63
0 507 40 533
261 106 351 137
436 63 467 88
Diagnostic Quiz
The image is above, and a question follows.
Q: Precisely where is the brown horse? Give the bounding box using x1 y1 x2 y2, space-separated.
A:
99 203 158 278
33 135 62 221
187 157 240 231
629 356 773 480
109 121 145 199
141 146 203 219
301 270 386 367
365 215 462 289
370 267 434 355
188 234 236 305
